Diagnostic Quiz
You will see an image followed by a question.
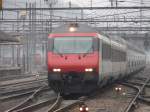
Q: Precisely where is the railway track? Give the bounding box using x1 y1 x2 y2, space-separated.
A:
4 89 83 112
0 78 47 95
47 95 84 112
0 74 35 82
0 87 37 101
67 68 150 112
2 81 149 112
2 70 150 112
0 75 49 112
0 86 51 101
1 86 42 96
121 77 150 112
5 86 55 112
0 78 47 88
0 71 47 82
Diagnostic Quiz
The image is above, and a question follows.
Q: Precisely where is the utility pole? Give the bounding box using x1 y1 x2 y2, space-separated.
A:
116 0 118 7
31 2 37 73
140 0 143 29
81 9 84 19
44 0 55 33
0 0 2 29
90 0 93 8
50 3 53 33
69 1 71 8
109 0 114 7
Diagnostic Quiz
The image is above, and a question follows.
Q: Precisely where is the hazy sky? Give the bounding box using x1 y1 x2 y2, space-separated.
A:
2 0 150 30
4 0 149 8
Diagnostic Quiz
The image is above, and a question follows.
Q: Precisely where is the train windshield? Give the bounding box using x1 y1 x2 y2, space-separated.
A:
53 37 93 54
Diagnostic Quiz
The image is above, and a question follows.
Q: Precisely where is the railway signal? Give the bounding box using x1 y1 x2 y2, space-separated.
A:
114 86 123 97
115 87 122 92
79 104 89 112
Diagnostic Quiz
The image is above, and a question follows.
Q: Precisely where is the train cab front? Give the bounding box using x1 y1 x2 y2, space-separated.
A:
47 32 99 94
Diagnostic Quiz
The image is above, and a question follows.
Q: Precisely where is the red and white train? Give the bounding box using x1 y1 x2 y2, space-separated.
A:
47 23 146 95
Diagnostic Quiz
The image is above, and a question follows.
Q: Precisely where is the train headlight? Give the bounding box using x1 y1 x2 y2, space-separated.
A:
115 87 122 92
118 87 122 91
69 27 76 32
115 87 119 91
85 107 89 111
80 107 83 111
69 23 78 32
53 68 61 72
85 68 93 72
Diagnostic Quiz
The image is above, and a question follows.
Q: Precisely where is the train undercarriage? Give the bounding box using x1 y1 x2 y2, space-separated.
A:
48 72 98 95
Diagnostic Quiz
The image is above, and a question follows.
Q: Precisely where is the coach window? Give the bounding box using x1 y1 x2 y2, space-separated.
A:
122 51 126 62
132 61 134 67
111 47 115 62
102 42 111 60
128 60 130 67
118 50 120 62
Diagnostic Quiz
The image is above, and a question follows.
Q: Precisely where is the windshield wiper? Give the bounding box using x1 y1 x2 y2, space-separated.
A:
53 48 63 57
83 46 93 57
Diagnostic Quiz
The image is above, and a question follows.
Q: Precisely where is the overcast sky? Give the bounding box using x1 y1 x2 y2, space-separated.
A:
2 0 150 32
4 0 150 8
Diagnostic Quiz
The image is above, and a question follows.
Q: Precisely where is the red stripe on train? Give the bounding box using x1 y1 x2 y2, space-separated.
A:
48 33 98 38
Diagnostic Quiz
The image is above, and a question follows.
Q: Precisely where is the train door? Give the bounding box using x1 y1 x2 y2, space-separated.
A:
98 35 103 85
101 36 112 85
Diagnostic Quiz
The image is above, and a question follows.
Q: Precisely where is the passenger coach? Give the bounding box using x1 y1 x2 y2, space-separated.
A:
47 23 146 95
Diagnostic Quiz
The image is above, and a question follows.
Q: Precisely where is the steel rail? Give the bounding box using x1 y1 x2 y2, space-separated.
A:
0 86 40 95
14 98 57 112
124 81 150 88
123 78 150 112
48 96 87 112
0 86 50 101
0 78 47 88
53 100 80 112
0 90 34 101
53 101 80 112
140 95 150 98
48 93 62 112
0 74 34 81
5 86 48 112
7 93 62 112
138 96 150 105
120 77 150 102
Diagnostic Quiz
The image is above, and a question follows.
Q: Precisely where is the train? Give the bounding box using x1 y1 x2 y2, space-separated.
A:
47 23 146 95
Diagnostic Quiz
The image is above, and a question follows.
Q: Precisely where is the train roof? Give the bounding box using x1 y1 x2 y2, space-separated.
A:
52 23 98 33
126 41 145 54
108 34 145 54
51 23 145 54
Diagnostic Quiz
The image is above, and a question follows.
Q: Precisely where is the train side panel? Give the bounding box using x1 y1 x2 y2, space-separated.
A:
98 34 127 86
126 45 146 75
98 35 112 86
